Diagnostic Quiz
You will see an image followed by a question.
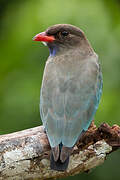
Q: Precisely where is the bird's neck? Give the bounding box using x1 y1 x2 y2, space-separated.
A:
48 41 94 57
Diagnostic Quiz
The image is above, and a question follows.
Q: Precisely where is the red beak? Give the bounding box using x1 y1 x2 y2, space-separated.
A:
32 32 55 42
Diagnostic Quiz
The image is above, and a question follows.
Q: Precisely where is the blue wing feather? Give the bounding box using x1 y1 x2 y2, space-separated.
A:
62 70 102 147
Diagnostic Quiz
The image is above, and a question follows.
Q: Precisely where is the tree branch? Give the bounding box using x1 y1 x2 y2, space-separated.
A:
0 122 120 180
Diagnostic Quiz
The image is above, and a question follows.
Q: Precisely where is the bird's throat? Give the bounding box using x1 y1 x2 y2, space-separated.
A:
49 46 57 56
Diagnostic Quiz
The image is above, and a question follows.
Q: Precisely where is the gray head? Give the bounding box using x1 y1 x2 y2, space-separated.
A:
33 24 93 56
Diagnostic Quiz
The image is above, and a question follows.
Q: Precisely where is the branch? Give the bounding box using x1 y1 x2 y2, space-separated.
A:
0 122 120 180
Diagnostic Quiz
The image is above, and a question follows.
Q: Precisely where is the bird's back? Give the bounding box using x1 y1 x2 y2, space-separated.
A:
40 52 102 148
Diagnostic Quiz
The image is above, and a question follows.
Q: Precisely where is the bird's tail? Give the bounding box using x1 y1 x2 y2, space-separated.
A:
50 143 72 171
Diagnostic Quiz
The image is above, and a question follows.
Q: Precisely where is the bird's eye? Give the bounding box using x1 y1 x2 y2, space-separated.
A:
61 31 69 36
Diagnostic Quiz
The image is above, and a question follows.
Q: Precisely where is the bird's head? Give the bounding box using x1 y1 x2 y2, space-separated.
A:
33 24 93 56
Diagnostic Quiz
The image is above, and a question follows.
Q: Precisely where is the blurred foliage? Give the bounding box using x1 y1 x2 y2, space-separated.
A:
0 0 120 179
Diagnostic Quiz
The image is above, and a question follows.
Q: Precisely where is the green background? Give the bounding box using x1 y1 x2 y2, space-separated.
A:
0 0 120 179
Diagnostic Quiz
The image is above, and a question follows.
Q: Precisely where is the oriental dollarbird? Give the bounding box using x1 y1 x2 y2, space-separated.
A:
33 24 103 171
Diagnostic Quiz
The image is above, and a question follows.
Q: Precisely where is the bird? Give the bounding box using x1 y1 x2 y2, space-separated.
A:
33 24 103 171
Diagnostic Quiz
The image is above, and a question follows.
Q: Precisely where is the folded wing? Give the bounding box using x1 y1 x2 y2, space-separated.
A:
40 58 102 148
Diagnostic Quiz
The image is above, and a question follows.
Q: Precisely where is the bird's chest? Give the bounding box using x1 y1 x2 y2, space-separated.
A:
49 56 86 78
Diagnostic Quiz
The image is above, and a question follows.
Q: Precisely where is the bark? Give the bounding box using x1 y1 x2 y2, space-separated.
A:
0 122 120 180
